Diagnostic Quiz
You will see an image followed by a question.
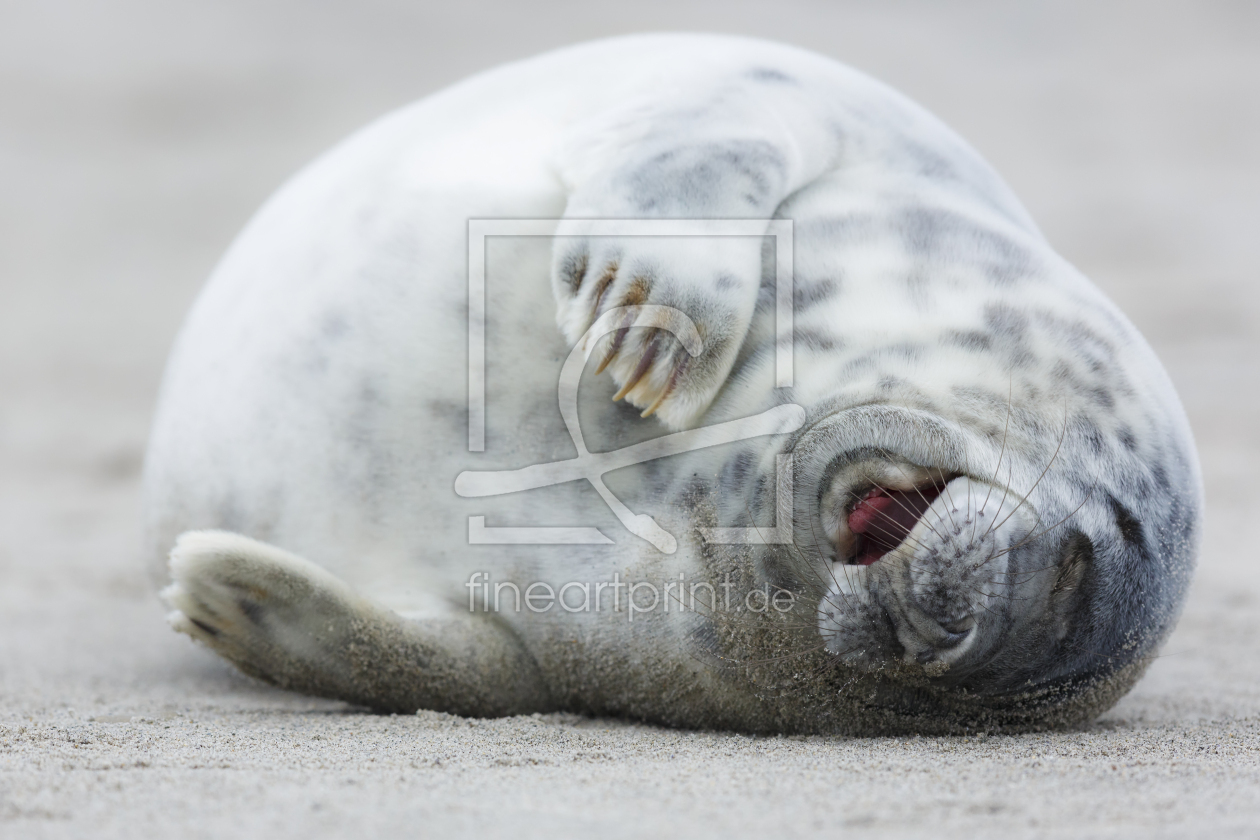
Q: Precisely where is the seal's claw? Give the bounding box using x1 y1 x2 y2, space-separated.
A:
599 309 701 422
161 531 553 715
612 328 662 401
640 353 688 418
160 529 366 685
552 234 760 430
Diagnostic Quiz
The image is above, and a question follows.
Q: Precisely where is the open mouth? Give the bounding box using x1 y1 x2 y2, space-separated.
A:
845 482 946 565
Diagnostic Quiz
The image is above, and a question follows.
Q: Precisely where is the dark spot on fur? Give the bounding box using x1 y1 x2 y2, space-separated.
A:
1033 309 1116 361
898 208 943 255
1007 348 1038 369
1082 423 1106 455
426 398 466 432
353 380 383 420
837 353 879 378
984 303 1030 341
793 277 838 310
899 141 959 181
796 212 880 248
321 312 349 340
721 449 757 489
747 67 797 84
620 139 788 214
949 386 1009 422
886 342 926 362
1108 494 1145 549
1089 386 1115 410
451 296 469 321
946 329 992 352
795 329 838 352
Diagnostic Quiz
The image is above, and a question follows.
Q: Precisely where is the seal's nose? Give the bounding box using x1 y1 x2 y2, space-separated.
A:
908 615 974 663
871 476 1038 674
891 602 977 666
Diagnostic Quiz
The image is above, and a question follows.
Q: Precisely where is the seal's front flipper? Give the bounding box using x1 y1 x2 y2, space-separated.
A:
552 230 765 429
162 530 552 716
551 67 838 429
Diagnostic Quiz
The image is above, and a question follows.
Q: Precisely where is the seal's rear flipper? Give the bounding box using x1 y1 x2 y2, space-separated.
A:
162 530 552 716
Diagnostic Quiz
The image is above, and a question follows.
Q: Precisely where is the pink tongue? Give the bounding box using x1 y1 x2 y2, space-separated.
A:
848 485 943 565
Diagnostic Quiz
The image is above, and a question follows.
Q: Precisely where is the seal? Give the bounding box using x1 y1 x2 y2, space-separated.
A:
146 34 1202 734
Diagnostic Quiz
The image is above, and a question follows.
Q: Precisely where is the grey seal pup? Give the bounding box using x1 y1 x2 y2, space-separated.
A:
147 34 1201 734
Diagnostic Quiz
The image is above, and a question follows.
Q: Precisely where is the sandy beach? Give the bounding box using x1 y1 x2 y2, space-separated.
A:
2 1 1258 836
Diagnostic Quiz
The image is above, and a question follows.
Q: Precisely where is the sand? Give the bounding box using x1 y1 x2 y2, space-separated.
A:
2 1 1258 836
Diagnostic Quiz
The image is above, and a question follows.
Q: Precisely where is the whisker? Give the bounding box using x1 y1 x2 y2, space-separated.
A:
873 449 952 540
975 375 1014 545
981 396 1071 543
983 485 1096 565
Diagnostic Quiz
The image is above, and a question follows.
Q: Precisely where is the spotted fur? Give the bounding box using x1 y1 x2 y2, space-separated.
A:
146 34 1201 734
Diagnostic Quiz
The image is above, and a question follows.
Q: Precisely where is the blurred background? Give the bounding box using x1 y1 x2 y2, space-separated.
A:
1 0 1257 801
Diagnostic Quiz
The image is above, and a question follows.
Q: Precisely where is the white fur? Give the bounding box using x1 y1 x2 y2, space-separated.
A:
146 35 1200 732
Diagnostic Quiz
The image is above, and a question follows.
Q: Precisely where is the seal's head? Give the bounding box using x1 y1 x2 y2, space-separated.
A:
771 400 1200 728
819 466 1058 682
